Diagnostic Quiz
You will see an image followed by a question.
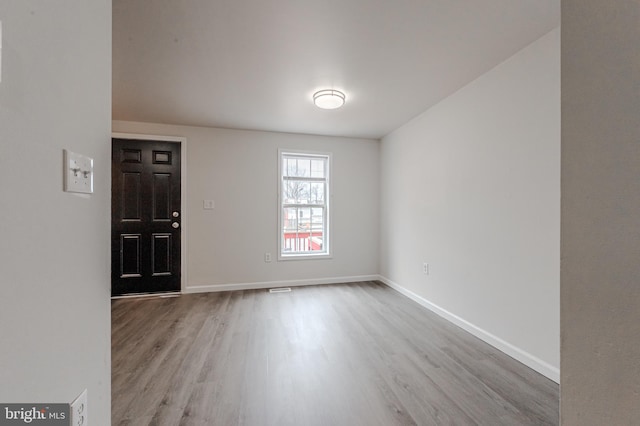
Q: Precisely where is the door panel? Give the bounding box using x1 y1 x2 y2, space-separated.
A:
112 138 181 296
120 234 142 277
122 173 142 220
152 173 171 220
152 233 172 276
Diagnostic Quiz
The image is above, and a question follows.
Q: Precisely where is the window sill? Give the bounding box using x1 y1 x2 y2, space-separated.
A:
278 253 332 261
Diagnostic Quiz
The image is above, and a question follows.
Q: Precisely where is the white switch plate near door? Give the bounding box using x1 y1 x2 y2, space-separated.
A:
64 150 94 194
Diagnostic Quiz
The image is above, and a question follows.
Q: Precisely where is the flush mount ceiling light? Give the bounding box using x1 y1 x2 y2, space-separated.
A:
313 89 346 110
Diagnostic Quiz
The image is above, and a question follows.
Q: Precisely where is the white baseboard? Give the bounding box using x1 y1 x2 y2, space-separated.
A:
185 275 379 294
378 276 560 383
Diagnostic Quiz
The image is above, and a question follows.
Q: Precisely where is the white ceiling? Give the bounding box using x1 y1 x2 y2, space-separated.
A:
112 0 559 139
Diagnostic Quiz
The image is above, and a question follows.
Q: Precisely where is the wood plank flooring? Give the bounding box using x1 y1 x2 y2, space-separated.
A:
112 281 559 425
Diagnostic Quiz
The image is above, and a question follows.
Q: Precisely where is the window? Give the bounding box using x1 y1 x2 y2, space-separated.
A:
279 150 331 259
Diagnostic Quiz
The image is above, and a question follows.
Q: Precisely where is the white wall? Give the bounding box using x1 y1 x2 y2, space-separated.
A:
112 121 380 291
380 28 560 380
561 2 640 424
0 2 112 424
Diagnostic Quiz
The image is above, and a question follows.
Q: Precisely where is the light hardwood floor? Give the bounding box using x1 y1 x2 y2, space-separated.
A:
112 281 559 425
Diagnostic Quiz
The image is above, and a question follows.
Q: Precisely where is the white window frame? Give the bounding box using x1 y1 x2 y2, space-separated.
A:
278 149 332 261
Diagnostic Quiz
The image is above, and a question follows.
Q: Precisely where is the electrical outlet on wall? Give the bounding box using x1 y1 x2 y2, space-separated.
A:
70 389 87 426
423 263 429 275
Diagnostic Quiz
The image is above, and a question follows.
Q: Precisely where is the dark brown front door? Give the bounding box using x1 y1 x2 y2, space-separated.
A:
111 138 181 296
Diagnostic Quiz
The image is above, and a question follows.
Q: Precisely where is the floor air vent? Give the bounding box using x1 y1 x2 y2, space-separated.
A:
268 287 292 293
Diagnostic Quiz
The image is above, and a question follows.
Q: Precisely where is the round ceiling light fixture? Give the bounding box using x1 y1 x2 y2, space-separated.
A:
313 89 346 110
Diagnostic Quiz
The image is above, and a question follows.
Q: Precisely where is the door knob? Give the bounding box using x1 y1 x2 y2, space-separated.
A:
172 211 180 218
172 222 180 229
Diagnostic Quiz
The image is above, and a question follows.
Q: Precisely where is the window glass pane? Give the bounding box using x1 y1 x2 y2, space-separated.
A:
282 204 297 251
311 207 323 224
310 208 324 251
283 207 298 233
310 182 324 203
283 180 311 204
298 207 311 232
298 159 311 177
312 210 323 230
310 233 323 251
311 159 325 178
302 182 311 204
287 159 296 177
286 158 298 177
283 158 290 177
284 155 327 178
283 180 296 203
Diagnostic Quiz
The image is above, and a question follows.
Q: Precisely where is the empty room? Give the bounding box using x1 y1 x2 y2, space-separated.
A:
1 1 638 426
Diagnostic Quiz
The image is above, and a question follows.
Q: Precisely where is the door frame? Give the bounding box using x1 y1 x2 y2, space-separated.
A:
112 132 188 294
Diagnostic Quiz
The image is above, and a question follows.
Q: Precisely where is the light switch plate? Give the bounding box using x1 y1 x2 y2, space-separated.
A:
70 389 88 426
64 150 94 194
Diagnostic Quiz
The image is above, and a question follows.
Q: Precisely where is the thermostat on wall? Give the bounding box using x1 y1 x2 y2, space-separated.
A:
64 149 94 194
